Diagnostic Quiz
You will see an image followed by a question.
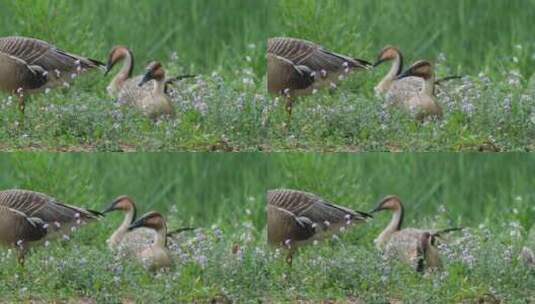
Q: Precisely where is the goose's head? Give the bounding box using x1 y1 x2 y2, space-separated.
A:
396 60 433 81
139 61 165 86
374 46 402 67
105 46 133 76
370 195 403 214
128 211 166 232
102 195 136 218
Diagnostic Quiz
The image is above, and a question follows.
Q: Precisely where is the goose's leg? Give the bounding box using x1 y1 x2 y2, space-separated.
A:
17 94 25 114
286 252 293 266
16 248 26 266
285 246 297 267
285 97 294 127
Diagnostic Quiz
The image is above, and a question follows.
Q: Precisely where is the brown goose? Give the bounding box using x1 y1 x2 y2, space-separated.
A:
101 196 156 254
101 195 193 255
0 189 102 264
127 211 172 271
267 189 372 264
267 37 372 120
117 61 191 119
104 46 138 98
105 46 195 100
371 196 460 272
391 61 443 121
0 36 104 113
373 46 424 96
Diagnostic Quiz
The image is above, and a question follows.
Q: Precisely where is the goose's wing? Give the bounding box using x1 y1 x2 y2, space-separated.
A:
267 189 370 229
115 228 156 256
0 205 47 245
267 205 316 246
116 76 153 105
386 76 425 105
385 230 423 264
0 52 47 91
268 37 370 73
267 53 315 94
0 36 103 74
0 189 101 224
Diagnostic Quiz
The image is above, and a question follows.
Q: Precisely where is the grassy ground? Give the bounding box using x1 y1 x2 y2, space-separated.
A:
0 153 534 302
1 0 535 151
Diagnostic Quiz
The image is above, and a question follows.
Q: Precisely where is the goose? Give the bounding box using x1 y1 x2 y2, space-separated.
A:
101 195 194 255
0 36 104 113
370 196 461 272
105 45 195 100
373 46 424 97
267 37 372 120
392 60 443 121
0 189 102 264
127 211 172 271
267 189 372 264
101 196 155 254
116 61 195 119
104 46 137 98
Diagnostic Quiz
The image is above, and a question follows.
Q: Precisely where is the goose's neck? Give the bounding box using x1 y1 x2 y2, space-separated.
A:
375 206 404 249
376 54 403 94
153 78 166 96
112 52 134 88
153 223 167 248
423 76 435 96
108 208 135 247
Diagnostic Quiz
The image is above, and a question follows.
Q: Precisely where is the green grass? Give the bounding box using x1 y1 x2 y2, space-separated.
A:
0 153 534 302
1 0 535 151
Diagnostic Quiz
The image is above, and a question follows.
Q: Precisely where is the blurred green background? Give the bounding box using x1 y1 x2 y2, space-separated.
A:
270 0 535 76
0 153 533 231
0 0 269 74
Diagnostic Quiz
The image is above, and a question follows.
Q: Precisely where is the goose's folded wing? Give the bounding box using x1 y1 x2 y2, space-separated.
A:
267 205 316 244
268 37 367 72
0 36 103 73
0 190 100 224
268 54 314 91
0 206 47 244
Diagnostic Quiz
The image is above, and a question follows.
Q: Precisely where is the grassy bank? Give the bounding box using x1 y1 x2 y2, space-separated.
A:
0 153 533 302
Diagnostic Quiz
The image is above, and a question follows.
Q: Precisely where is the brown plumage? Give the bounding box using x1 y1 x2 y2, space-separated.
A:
371 196 460 272
0 189 102 264
394 60 443 120
267 37 372 121
127 211 172 271
105 46 139 98
101 195 194 256
0 36 104 113
373 46 424 98
116 61 177 119
267 189 372 264
101 196 156 255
